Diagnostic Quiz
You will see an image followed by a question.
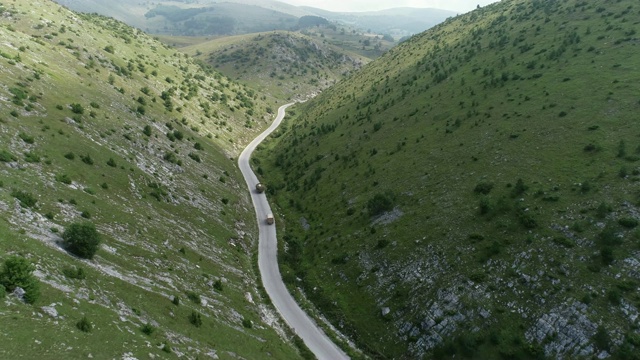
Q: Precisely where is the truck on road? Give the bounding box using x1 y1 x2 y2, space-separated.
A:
266 213 274 225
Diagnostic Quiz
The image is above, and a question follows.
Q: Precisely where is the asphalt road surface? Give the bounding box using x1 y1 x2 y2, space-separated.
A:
238 103 349 360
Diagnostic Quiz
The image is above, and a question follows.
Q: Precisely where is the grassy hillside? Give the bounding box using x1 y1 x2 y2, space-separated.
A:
0 1 301 358
183 31 370 101
255 0 640 358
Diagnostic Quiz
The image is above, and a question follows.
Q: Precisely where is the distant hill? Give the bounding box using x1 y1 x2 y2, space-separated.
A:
301 6 457 39
53 0 454 39
181 31 370 101
0 1 301 358
255 0 640 358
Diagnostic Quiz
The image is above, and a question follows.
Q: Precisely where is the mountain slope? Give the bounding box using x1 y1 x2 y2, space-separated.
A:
183 31 369 101
255 0 640 358
0 1 300 358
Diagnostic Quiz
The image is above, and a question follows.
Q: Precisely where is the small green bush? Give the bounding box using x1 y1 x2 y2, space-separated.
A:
213 280 223 291
62 222 101 259
62 266 86 280
0 256 40 304
140 323 155 335
106 158 117 167
24 152 40 163
242 318 252 328
64 152 75 160
56 173 72 184
618 217 638 229
18 132 34 144
76 316 92 332
80 154 93 165
473 182 494 195
510 178 528 197
11 189 37 208
70 103 84 114
189 310 202 327
186 291 201 304
593 325 611 352
367 192 394 216
0 149 17 162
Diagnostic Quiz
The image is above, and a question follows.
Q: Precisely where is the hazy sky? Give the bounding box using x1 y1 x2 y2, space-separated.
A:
278 0 500 13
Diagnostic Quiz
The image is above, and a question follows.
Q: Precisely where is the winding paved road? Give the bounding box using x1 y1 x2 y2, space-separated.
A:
238 103 349 360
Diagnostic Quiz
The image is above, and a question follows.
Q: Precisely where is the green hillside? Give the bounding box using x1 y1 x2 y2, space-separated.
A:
183 31 370 101
255 0 640 358
0 1 300 358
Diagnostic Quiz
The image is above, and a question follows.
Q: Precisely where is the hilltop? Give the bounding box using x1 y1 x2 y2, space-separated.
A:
0 1 302 358
181 31 369 101
255 0 640 358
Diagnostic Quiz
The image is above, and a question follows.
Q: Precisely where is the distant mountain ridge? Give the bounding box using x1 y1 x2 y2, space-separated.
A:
53 0 455 38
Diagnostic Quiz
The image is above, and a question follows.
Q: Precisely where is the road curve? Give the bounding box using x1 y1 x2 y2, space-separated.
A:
238 103 350 360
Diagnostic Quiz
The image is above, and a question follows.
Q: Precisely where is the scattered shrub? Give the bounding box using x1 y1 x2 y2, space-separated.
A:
70 103 84 114
242 318 252 329
618 217 638 228
11 189 37 208
24 152 40 163
62 222 101 259
76 316 92 332
213 280 223 291
56 173 72 184
473 182 494 195
80 154 94 165
62 266 86 280
0 149 17 162
553 236 574 248
593 325 611 352
186 291 201 304
18 132 35 144
64 152 75 160
510 178 528 197
140 323 155 335
0 256 40 304
189 310 202 327
367 192 394 216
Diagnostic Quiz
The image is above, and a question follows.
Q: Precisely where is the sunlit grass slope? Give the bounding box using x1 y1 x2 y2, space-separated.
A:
256 0 640 358
0 1 301 358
